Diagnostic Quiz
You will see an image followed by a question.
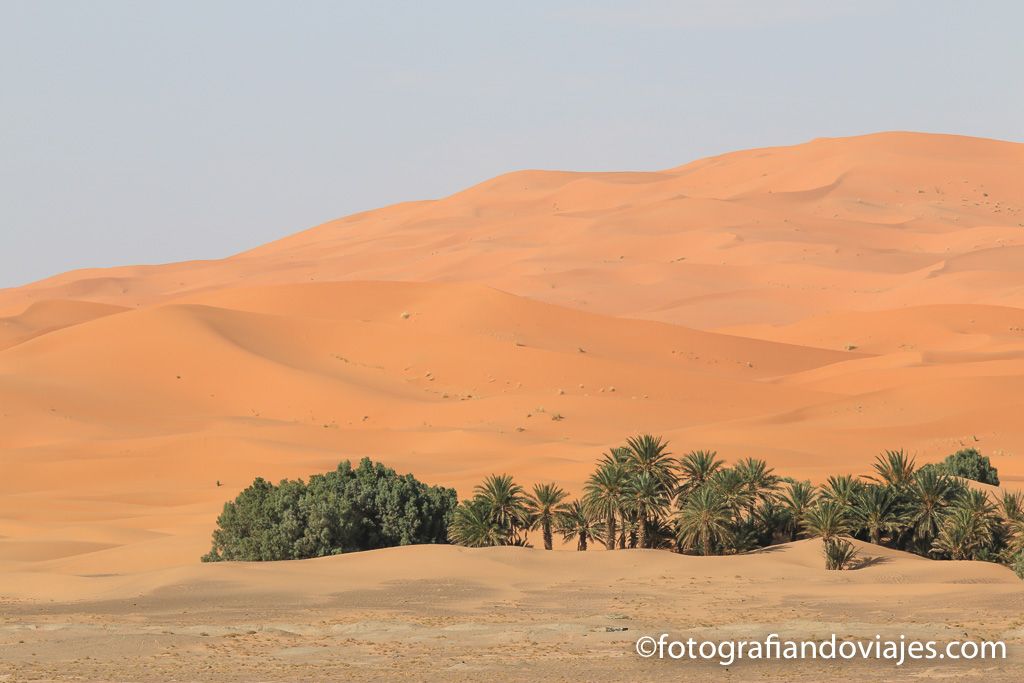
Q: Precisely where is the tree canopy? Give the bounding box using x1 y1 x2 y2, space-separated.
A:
922 448 1000 486
202 458 457 562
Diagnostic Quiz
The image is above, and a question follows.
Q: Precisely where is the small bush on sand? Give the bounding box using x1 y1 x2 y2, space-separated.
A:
823 538 858 570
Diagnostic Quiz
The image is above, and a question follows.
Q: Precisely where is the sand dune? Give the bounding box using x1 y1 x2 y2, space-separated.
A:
0 299 127 351
2 133 1024 669
2 542 1022 681
0 280 859 574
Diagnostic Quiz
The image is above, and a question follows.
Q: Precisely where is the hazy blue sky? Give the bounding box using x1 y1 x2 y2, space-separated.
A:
2 1 1022 287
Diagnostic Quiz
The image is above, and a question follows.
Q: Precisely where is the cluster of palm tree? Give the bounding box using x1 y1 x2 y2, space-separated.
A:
447 474 597 550
447 436 1024 575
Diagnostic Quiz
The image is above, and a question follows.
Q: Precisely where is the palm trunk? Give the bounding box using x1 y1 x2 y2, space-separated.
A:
606 512 617 550
578 531 587 551
543 519 553 550
637 515 647 549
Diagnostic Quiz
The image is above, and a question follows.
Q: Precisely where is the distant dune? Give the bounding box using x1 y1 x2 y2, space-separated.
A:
2 131 1024 586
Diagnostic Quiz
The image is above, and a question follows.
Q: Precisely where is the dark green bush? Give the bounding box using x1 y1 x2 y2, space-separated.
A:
202 458 458 562
920 448 999 486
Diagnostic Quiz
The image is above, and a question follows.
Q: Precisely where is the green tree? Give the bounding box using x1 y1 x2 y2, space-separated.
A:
676 450 723 500
1012 553 1024 580
474 474 530 544
853 484 905 545
584 461 628 551
674 486 735 555
820 474 864 508
625 434 678 491
932 448 1000 485
734 457 779 518
802 500 853 543
931 506 993 560
709 468 753 521
905 468 959 553
779 480 819 541
626 471 671 549
999 490 1024 522
448 499 504 547
525 482 569 550
203 459 457 561
752 498 789 546
556 499 604 551
869 449 917 489
939 489 1000 560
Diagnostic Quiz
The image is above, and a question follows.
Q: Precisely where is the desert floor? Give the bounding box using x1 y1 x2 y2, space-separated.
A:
2 542 1023 682
2 132 1024 680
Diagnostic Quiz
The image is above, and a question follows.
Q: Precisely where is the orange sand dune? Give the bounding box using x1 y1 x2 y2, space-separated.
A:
2 131 1024 588
0 299 127 351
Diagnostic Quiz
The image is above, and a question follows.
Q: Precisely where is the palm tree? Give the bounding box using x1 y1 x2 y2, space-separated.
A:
1007 516 1024 556
598 446 631 468
448 499 504 547
644 515 676 550
525 483 569 550
556 500 604 551
626 471 670 548
674 486 735 555
753 498 789 545
931 507 993 560
904 468 957 552
802 500 853 543
957 488 998 522
998 490 1023 522
676 450 723 500
823 538 859 570
869 449 917 489
734 457 779 518
779 480 819 541
709 468 752 521
584 461 628 550
474 474 530 544
625 434 678 491
997 491 1024 558
820 474 864 508
852 484 905 545
950 488 999 557
619 507 640 549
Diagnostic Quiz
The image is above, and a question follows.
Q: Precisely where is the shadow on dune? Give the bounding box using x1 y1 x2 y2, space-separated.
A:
852 554 893 570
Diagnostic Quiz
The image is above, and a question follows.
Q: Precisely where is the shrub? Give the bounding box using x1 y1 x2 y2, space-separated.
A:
1013 553 1024 581
922 448 999 486
823 538 858 570
202 458 458 561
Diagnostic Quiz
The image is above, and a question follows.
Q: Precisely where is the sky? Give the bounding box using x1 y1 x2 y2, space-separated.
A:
2 1 1022 287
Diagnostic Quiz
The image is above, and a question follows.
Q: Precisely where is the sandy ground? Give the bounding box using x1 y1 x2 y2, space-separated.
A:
2 131 1024 680
2 542 1022 682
